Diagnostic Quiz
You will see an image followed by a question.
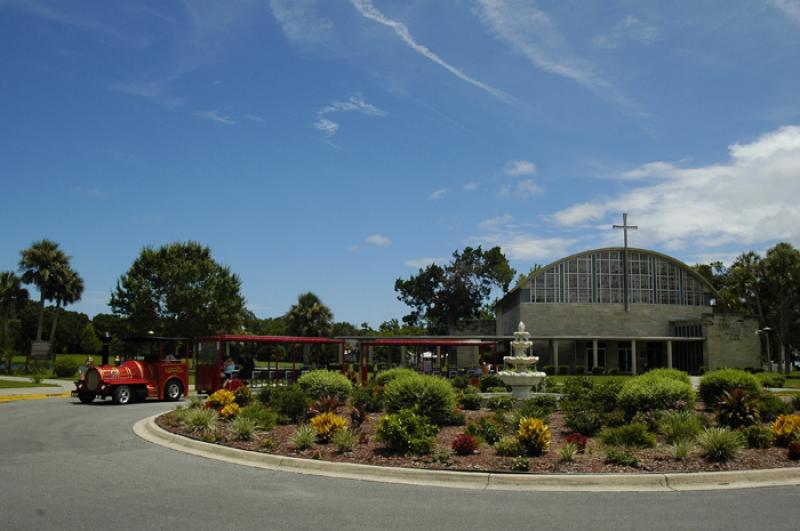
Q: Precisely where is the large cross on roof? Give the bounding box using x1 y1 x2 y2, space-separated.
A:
613 213 638 312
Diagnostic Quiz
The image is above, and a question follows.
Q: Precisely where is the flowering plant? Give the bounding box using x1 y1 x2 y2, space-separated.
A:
517 417 551 456
773 414 800 446
564 432 587 452
310 412 348 442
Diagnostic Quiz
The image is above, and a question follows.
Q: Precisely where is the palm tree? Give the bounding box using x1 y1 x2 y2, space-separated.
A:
0 271 28 373
46 267 84 356
18 239 69 343
285 292 334 367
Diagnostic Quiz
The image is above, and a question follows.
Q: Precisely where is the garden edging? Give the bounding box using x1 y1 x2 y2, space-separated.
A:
134 414 800 492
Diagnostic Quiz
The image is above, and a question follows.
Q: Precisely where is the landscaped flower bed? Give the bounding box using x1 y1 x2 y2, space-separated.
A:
156 369 800 474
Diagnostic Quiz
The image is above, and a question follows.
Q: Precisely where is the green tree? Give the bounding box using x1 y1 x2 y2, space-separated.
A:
18 239 69 343
760 243 800 373
285 292 333 337
0 272 28 373
110 241 246 337
394 246 515 334
46 267 84 357
514 264 543 288
80 322 102 354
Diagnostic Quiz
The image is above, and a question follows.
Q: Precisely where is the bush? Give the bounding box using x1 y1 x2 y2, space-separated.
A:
742 425 774 449
591 366 605 376
238 403 278 430
599 423 655 448
519 395 558 416
479 374 506 392
574 366 585 375
375 409 438 455
257 386 273 406
289 424 316 451
310 412 348 442
458 388 482 411
487 396 514 411
186 408 218 434
716 388 760 429
542 365 555 376
510 456 529 471
187 396 204 409
699 369 761 405
558 365 571 375
452 434 479 455
756 372 786 388
605 447 639 467
792 394 800 412
565 411 602 437
758 392 792 421
559 442 578 463
658 410 703 444
271 385 310 423
450 374 470 389
517 417 550 456
590 380 624 413
564 432 588 452
298 370 352 401
788 441 800 461
487 386 509 393
607 368 619 376
670 438 694 461
374 368 418 387
53 358 79 378
445 408 466 426
383 374 457 425
232 416 256 441
350 383 384 412
644 368 690 385
494 436 524 457
772 414 800 446
697 427 743 462
332 429 357 453
219 402 240 419
207 389 236 410
617 375 695 415
465 417 503 445
233 386 252 407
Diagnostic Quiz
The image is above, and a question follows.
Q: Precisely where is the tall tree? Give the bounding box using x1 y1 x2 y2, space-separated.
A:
46 266 84 357
285 292 333 337
0 272 28 373
18 239 68 343
79 322 102 354
760 243 800 373
394 246 515 334
110 241 246 337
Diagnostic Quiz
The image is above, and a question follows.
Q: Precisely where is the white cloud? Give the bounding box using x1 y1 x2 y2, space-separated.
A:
552 125 800 250
365 234 392 247
516 179 544 198
474 0 643 114
769 0 800 24
621 161 679 180
429 188 449 200
474 232 577 261
314 95 386 137
350 0 512 103
193 110 235 124
592 16 659 49
405 257 447 268
478 214 513 230
464 181 479 191
269 0 333 44
503 159 537 176
245 114 265 122
111 80 183 108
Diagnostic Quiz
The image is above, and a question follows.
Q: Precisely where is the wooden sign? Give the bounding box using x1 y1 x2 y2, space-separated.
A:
30 341 51 361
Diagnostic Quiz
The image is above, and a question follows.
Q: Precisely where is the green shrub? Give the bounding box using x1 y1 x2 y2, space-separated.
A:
450 374 470 389
374 368 418 386
446 408 466 426
699 369 761 405
591 366 605 375
487 386 508 393
297 370 352 401
618 375 695 415
590 380 624 413
599 423 655 448
605 447 639 467
697 427 743 462
238 403 278 431
289 424 316 451
487 395 514 411
643 368 690 385
257 386 273 406
375 408 438 455
232 416 256 441
558 365 571 375
465 417 503 444
742 425 774 449
716 388 760 429
756 372 786 388
494 436 524 457
669 438 694 461
565 411 603 436
559 442 578 463
510 456 530 471
607 368 619 375
542 365 555 376
350 383 384 412
186 408 218 434
383 374 457 425
758 392 792 421
332 429 357 453
658 410 703 444
53 358 80 378
479 374 506 392
187 395 204 409
518 396 557 419
271 385 310 423
458 388 482 410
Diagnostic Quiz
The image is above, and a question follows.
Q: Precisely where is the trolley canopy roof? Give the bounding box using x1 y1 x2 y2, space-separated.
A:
359 338 496 347
196 335 345 345
125 336 192 342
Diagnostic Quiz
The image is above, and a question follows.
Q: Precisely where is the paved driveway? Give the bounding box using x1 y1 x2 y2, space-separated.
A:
1 398 799 531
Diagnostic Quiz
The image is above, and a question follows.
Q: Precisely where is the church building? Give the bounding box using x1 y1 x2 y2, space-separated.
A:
495 246 761 375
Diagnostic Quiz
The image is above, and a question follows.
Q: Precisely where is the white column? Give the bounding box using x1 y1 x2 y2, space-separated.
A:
631 340 637 375
400 346 407 367
667 340 673 369
592 339 599 369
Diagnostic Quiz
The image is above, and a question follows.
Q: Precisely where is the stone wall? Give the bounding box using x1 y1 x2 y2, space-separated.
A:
705 314 761 369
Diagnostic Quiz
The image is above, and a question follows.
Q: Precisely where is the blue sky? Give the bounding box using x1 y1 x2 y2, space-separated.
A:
2 0 800 326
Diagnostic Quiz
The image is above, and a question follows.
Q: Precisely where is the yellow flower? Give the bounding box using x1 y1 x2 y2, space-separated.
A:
773 414 800 445
310 412 348 442
219 402 241 419
207 389 236 409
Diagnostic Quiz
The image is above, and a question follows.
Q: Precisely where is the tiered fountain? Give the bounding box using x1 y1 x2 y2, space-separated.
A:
498 321 546 398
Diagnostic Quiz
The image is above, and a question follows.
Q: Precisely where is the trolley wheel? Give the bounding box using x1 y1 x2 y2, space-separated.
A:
112 385 132 405
78 391 95 404
164 380 183 401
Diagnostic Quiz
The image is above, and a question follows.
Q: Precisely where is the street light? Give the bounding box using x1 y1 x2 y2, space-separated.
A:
756 327 772 371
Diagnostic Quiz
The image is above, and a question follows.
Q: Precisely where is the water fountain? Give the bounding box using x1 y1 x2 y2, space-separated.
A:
498 322 546 398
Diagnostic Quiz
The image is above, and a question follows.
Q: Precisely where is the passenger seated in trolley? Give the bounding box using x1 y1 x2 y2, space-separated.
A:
221 357 236 382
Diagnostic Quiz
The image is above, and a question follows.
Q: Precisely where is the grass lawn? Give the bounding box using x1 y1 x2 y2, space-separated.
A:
0 378 58 389
784 378 800 389
546 374 632 385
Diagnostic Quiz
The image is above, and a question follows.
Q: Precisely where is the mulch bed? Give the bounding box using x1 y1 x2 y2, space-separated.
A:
156 409 800 474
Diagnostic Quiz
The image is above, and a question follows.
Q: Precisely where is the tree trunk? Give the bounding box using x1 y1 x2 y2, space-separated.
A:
48 302 60 361
36 291 45 342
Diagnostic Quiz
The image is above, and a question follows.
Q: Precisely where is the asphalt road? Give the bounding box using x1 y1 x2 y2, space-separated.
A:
2 398 800 531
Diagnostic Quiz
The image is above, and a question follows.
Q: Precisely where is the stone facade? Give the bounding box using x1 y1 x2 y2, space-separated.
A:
704 314 761 370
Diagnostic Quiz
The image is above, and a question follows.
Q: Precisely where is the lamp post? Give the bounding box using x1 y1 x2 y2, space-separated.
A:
101 332 111 366
756 327 772 372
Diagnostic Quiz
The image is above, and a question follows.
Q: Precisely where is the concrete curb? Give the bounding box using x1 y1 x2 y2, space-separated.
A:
134 414 800 492
0 392 71 403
